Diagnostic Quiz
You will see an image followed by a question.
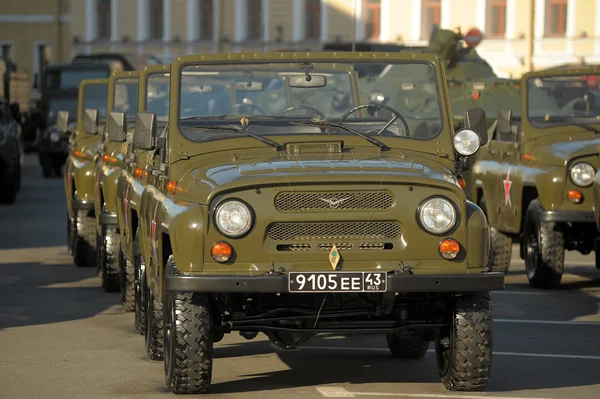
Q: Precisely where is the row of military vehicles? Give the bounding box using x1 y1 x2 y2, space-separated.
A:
50 28 600 394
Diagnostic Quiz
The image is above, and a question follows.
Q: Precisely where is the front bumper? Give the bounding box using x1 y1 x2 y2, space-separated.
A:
165 272 505 293
539 210 595 223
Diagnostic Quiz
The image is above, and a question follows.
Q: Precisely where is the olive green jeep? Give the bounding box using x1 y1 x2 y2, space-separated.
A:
92 71 140 293
59 78 109 267
114 65 169 325
136 52 503 394
465 67 600 288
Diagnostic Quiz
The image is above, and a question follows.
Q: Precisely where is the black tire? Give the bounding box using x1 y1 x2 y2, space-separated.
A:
66 213 74 255
73 209 96 267
436 292 493 391
164 291 213 394
488 227 512 273
523 199 564 288
0 163 19 204
145 273 163 360
135 258 147 335
52 158 62 177
98 225 120 292
120 247 135 311
40 153 53 178
385 331 430 358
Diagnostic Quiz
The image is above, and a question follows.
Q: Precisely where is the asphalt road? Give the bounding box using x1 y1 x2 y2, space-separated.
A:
1 155 600 399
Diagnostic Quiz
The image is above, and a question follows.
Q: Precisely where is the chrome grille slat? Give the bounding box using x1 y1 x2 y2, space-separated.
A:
267 221 401 241
275 191 393 212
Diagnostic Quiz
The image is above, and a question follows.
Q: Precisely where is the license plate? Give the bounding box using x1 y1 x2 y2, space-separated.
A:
288 272 387 293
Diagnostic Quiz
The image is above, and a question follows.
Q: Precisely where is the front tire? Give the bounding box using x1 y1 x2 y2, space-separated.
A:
120 247 135 311
436 292 493 391
73 209 96 267
488 227 512 273
135 258 147 335
66 213 74 255
523 199 564 288
385 330 430 358
164 291 213 394
98 225 120 292
145 273 163 360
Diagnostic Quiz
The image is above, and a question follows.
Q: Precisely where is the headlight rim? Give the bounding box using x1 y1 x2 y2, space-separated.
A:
453 128 481 156
569 161 595 187
416 195 460 236
213 198 255 239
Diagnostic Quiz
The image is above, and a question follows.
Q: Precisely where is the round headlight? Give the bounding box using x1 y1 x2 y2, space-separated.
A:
419 197 457 235
215 200 253 238
50 131 61 143
570 162 595 187
453 129 480 156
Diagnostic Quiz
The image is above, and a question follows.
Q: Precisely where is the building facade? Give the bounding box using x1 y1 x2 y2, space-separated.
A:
0 0 71 86
2 0 600 80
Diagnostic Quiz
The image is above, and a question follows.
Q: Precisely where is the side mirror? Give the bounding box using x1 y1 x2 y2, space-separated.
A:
83 109 99 135
56 110 69 133
496 109 512 136
134 111 156 151
464 108 488 146
107 112 126 142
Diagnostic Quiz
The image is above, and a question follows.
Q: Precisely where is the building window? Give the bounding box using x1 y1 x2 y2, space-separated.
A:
422 0 441 40
365 0 381 40
305 0 320 40
150 0 164 40
545 0 567 37
247 0 262 40
200 0 213 40
97 0 111 40
487 0 507 38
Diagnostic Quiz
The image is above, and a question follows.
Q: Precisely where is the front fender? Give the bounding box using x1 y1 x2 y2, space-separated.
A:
71 158 97 203
101 165 122 214
465 200 490 271
528 165 564 211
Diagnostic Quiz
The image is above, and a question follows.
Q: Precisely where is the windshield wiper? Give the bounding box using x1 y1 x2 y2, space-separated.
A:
290 120 390 151
187 124 283 150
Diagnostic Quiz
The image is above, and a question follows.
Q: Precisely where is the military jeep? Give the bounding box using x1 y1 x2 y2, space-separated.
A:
465 67 600 288
60 78 109 267
93 71 139 293
136 52 503 394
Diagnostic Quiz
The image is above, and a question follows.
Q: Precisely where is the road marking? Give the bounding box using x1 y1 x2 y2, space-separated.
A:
316 386 553 399
302 346 600 360
495 318 600 326
493 290 600 297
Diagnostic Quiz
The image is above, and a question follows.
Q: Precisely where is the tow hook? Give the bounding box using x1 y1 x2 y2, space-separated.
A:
264 262 286 276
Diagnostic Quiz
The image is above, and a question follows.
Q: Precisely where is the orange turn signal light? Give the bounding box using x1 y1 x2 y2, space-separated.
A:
211 241 233 263
166 181 178 194
523 153 533 162
103 154 110 163
110 156 118 164
439 238 460 260
457 178 467 189
134 168 143 178
568 189 583 203
74 150 82 158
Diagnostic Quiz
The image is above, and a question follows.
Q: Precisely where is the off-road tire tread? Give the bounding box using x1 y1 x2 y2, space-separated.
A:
488 227 512 273
167 292 213 394
120 249 135 311
526 199 564 289
385 331 430 358
146 287 163 360
441 291 493 391
135 255 147 335
100 226 120 292
73 210 96 267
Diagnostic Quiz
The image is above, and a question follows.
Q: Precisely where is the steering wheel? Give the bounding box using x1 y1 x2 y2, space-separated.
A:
281 106 326 119
340 103 410 137
229 103 267 115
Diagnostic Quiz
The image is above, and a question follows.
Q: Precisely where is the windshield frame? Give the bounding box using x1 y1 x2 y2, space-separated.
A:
521 67 600 139
144 70 170 121
170 53 449 151
107 71 140 116
77 78 109 136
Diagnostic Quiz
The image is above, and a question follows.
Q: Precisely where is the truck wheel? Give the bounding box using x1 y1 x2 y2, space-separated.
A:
52 159 63 177
120 247 135 311
135 257 147 335
0 165 18 204
66 213 74 255
99 226 120 293
164 291 213 394
40 154 53 178
523 199 564 288
386 331 429 358
436 292 492 391
488 227 512 273
73 210 96 267
145 275 164 360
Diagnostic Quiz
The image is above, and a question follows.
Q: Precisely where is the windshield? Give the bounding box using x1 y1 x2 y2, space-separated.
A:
146 73 170 121
47 98 78 122
45 69 110 91
177 61 443 143
82 84 108 120
527 73 600 128
114 77 138 118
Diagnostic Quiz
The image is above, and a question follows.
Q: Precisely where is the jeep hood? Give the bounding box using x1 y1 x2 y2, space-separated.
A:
530 134 600 165
175 150 463 203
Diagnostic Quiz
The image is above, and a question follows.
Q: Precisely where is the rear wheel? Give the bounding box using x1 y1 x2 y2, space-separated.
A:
0 163 19 204
98 225 120 292
523 199 564 288
488 227 512 273
385 330 430 358
436 292 493 391
73 210 96 267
